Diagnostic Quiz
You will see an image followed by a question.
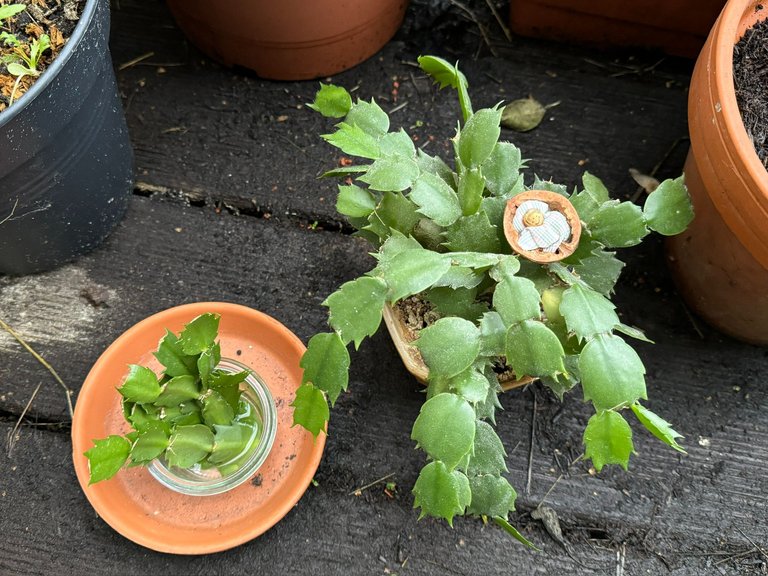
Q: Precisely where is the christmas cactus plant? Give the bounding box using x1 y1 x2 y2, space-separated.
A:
291 56 693 541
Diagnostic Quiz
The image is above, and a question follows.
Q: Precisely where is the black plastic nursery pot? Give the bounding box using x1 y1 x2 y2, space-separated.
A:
0 0 133 276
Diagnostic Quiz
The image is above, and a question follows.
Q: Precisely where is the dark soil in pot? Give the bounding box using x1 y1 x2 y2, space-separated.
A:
733 16 768 168
0 0 85 110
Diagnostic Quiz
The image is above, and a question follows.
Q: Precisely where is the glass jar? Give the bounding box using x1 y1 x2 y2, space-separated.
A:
148 358 277 496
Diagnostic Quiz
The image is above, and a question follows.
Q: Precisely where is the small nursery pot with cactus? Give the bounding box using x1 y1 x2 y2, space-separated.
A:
291 56 694 540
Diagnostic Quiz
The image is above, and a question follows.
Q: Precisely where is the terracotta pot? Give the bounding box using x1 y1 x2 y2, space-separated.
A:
509 0 725 58
666 0 768 345
72 302 325 553
382 303 533 392
165 0 409 80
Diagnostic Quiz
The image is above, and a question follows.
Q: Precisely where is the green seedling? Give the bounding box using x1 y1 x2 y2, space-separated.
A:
0 3 25 22
0 5 24 53
0 32 20 46
3 33 51 104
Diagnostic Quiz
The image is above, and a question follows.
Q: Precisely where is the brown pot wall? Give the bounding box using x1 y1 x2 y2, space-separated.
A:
509 0 725 57
165 0 408 80
667 153 768 344
667 0 768 344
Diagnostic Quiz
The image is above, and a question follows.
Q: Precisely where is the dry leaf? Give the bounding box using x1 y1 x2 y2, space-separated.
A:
49 25 65 49
531 505 568 548
25 23 45 38
63 1 79 20
629 168 660 194
501 97 546 132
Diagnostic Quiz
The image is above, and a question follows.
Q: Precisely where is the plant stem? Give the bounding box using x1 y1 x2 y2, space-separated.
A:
348 472 396 496
526 389 537 494
0 317 74 418
8 73 23 106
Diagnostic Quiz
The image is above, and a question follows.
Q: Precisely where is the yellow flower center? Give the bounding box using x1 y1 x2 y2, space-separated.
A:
522 209 545 227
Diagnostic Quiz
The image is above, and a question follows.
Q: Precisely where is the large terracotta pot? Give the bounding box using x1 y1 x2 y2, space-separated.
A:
666 0 768 344
165 0 409 80
509 0 724 58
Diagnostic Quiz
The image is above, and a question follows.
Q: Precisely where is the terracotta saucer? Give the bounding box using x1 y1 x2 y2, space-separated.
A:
71 302 325 554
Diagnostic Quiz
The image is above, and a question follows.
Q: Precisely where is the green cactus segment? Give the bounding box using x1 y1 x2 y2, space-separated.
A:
412 461 472 526
583 410 635 471
412 393 476 469
580 334 647 411
299 332 350 406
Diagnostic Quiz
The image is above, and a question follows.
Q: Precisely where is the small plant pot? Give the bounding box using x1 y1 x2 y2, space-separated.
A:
0 0 134 276
382 303 534 391
508 0 725 58
666 0 768 345
165 0 409 80
71 302 325 554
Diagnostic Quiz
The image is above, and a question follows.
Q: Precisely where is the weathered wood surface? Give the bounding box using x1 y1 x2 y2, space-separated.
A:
1 1 767 574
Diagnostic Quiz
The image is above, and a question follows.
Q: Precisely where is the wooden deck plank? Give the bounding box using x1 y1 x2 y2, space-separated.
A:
0 195 373 420
109 0 691 226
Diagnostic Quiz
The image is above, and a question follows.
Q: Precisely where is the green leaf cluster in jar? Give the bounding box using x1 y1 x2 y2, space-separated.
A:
84 314 265 487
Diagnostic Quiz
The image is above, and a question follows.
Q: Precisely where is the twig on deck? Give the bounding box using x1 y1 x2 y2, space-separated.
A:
714 548 762 567
0 318 73 419
388 101 409 115
118 51 155 71
678 297 705 340
484 0 511 41
629 136 689 203
349 472 395 496
526 389 537 494
537 452 584 506
539 474 563 506
448 0 497 57
6 382 42 457
616 543 626 576
737 527 768 563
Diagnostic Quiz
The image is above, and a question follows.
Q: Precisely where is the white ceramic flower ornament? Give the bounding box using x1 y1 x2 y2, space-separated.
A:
512 199 571 253
503 190 582 263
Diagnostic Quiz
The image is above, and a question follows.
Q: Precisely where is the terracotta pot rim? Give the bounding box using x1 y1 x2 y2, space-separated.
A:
711 0 768 198
690 0 768 267
71 302 324 554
